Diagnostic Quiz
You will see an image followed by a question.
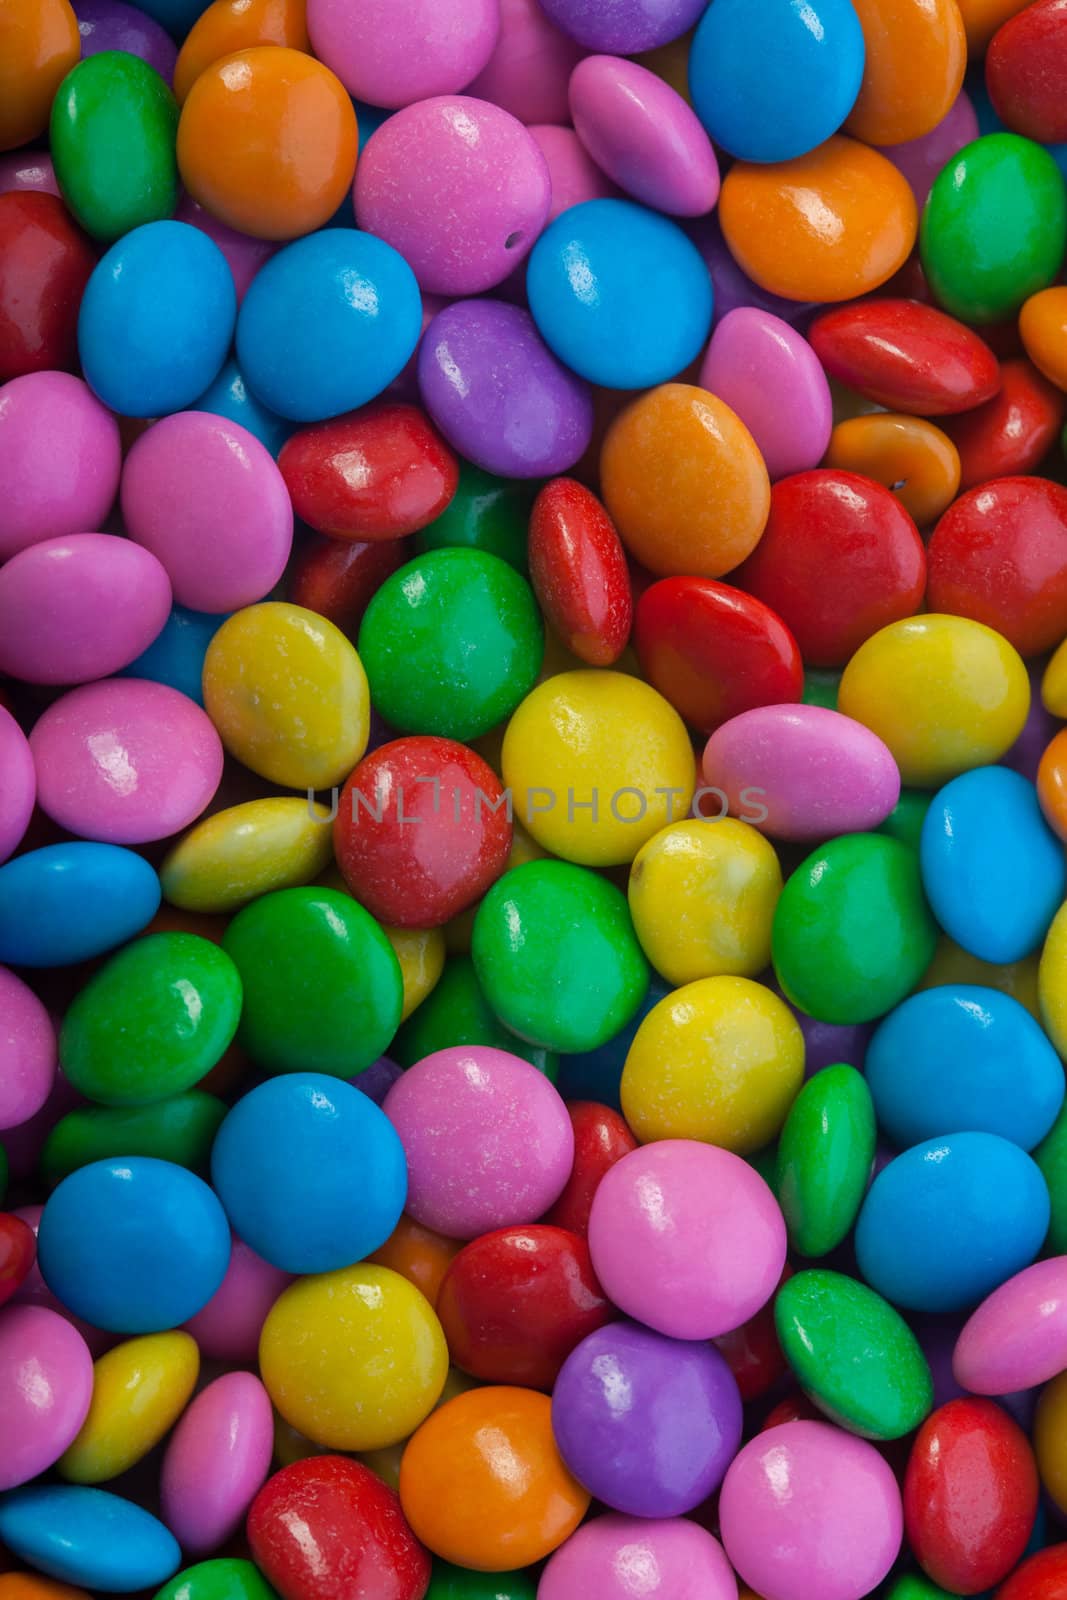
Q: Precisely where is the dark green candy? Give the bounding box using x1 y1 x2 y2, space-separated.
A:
1035 1098 1067 1254
416 462 535 573
153 1558 279 1600
426 1562 538 1600
884 1578 959 1599
776 1064 875 1258
802 669 840 711
394 956 558 1079
41 1091 226 1187
877 789 932 850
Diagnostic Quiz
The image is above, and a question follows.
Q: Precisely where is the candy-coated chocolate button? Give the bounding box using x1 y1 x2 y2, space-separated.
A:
1 0 80 151
846 0 966 145
57 1332 199 1484
151 1558 279 1600
824 414 961 526
776 1064 877 1258
1020 284 1067 390
699 307 832 481
162 799 334 915
809 299 999 416
987 0 1067 142
173 0 310 102
527 479 632 667
0 192 97 382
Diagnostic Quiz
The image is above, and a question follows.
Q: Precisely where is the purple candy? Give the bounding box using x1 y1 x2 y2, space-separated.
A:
74 0 177 79
0 152 60 197
352 1055 403 1105
763 971 873 1075
1004 659 1062 784
691 216 818 329
418 299 593 478
175 196 278 306
880 90 980 208
538 0 707 53
552 1320 743 1517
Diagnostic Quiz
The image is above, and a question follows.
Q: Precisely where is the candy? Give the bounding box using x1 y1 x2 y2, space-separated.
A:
944 358 1065 489
75 0 176 78
824 414 961 526
1035 1370 1067 1515
777 1065 875 1255
699 309 832 482
467 0 581 124
0 843 160 969
418 461 533 572
153 1559 280 1600
0 371 120 559
954 1257 1067 1396
182 1235 291 1363
527 479 631 667
0 192 97 382
1 0 79 152
158 1372 273 1554
57 1331 199 1483
998 1547 1067 1600
811 300 1000 416
306 0 499 109
0 1306 93 1491
987 0 1067 142
0 969 57 1130
540 1516 735 1600
0 706 35 866
393 954 558 1077
846 0 966 145
881 89 980 206
41 1092 225 1185
0 1216 38 1308
172 0 308 102
161 800 333 915
0 1487 181 1593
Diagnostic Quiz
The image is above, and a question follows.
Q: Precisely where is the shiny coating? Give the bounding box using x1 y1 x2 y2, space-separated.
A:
57 1332 199 1483
1 0 80 151
1034 1369 1067 1514
955 1257 1067 1395
824 414 961 526
809 299 999 415
173 0 309 102
0 842 161 968
528 479 632 666
161 799 333 915
846 0 966 144
1020 283 1067 390
987 0 1067 142
0 192 96 381
0 1487 180 1593
542 1102 638 1236
0 1306 93 1491
540 1517 736 1600
776 1064 877 1258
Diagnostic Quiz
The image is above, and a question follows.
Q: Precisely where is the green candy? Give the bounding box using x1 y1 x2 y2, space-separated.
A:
775 1269 934 1441
41 1091 226 1187
776 1064 875 1258
51 51 179 242
416 463 535 573
223 886 402 1077
153 1558 279 1600
878 789 932 850
884 1578 959 1599
1035 1097 1067 1253
394 955 558 1079
747 1143 778 1190
426 1562 538 1600
920 133 1067 324
60 933 242 1106
802 669 840 711
472 859 649 1053
772 833 938 1023
358 548 544 741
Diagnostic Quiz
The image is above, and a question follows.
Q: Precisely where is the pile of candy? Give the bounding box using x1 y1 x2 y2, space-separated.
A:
10 0 1067 1596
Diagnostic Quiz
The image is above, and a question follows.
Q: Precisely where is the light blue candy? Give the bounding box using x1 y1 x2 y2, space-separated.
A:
688 0 866 163
866 985 1064 1152
211 1072 407 1273
0 1486 180 1592
855 1132 1050 1312
526 199 714 390
920 766 1066 963
38 1157 231 1333
122 603 226 704
78 220 235 418
0 843 160 967
236 229 422 422
193 357 293 457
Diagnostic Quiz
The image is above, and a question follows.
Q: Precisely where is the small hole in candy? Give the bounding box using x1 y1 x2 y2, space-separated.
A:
504 231 524 250
890 478 907 491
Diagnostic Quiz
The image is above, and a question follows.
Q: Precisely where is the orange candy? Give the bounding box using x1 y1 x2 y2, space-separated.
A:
398 1386 591 1570
846 0 967 145
0 0 79 150
1019 287 1067 392
600 383 770 577
368 1214 462 1309
174 0 309 102
718 137 918 304
0 1580 90 1600
956 0 1032 54
177 46 358 240
824 413 962 526
1038 728 1067 842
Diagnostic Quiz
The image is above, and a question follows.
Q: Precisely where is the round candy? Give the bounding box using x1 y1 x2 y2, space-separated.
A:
0 1306 93 1491
384 1045 573 1238
161 798 333 916
776 1064 877 1258
172 0 309 102
41 1093 226 1186
0 192 97 382
955 1257 1067 1395
30 679 223 844
78 220 235 418
467 0 581 124
0 969 56 1131
527 478 632 667
809 300 999 417
998 1547 1067 1600
417 459 534 572
260 1263 446 1452
307 0 498 108
529 121 620 219
0 371 120 559
0 1214 37 1308
38 1157 231 1333
121 412 292 613
1 0 80 151
0 1487 180 1594
57 1331 199 1484
0 843 161 967
987 0 1067 142
368 1215 460 1310
122 604 224 707
75 0 177 78
0 152 60 196
527 199 712 389
699 308 831 482
399 1387 590 1570
0 706 34 866
824 414 961 527
290 535 406 632
588 1139 786 1339
1020 285 1067 390
552 1321 742 1514
182 1235 291 1363
943 357 1064 491
202 603 370 789
153 1560 279 1600
846 0 965 145
540 1516 734 1600
393 953 558 1079
880 89 980 207
236 229 421 422
193 356 290 454
837 615 1030 786
536 0 706 52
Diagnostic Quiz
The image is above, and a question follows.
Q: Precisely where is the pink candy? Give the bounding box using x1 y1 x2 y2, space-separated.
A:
0 969 56 1131
0 372 121 560
954 1255 1067 1395
540 1514 738 1600
0 705 35 865
183 1234 293 1363
468 0 584 124
308 0 500 108
699 308 833 481
530 124 618 223
0 1305 94 1490
161 1371 274 1554
881 90 981 208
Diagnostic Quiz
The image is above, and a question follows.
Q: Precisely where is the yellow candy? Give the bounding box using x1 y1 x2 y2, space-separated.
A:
621 975 804 1152
259 1264 448 1452
628 818 782 985
837 615 1030 787
1040 900 1067 1057
160 797 334 913
1043 635 1067 718
443 821 547 956
58 1332 199 1484
384 924 446 1021
1034 1368 1067 1514
920 935 1041 1020
501 670 697 867
202 602 369 789
358 1368 480 1490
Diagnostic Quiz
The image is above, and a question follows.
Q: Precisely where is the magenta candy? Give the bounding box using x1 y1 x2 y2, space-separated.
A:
720 1421 903 1600
161 1370 274 1555
120 412 293 612
307 0 499 108
0 152 60 197
29 678 223 845
539 1515 738 1600
383 1045 574 1239
530 125 617 228
0 970 56 1132
418 299 593 477
0 533 172 685
174 196 278 305
880 90 980 208
0 1305 94 1490
74 0 178 81
537 0 706 52
10 1205 112 1358
354 96 551 295
702 705 902 842
182 1235 292 1362
0 373 121 560
953 1257 1067 1395
699 308 833 480
467 0 584 125
569 55 718 217
0 707 35 866
587 1139 786 1340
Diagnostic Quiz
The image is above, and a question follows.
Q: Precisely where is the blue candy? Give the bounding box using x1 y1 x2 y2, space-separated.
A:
121 603 227 704
920 765 1066 963
38 1157 231 1333
688 0 866 163
78 220 235 418
193 357 293 457
0 1486 180 1593
526 199 714 389
236 229 422 422
855 1132 1050 1312
211 1072 407 1273
0 843 161 967
866 985 1064 1152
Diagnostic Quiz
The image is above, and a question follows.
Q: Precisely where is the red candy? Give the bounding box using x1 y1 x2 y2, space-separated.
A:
436 1223 616 1390
542 1100 638 1237
528 477 633 666
759 1394 823 1431
997 1544 1067 1599
713 1269 791 1403
927 476 1067 656
289 534 410 631
633 576 802 734
247 1455 430 1600
0 191 97 382
941 358 1065 492
808 299 1001 416
904 1398 1039 1595
279 402 459 540
987 0 1067 144
0 1213 37 1309
334 735 512 927
733 469 927 668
